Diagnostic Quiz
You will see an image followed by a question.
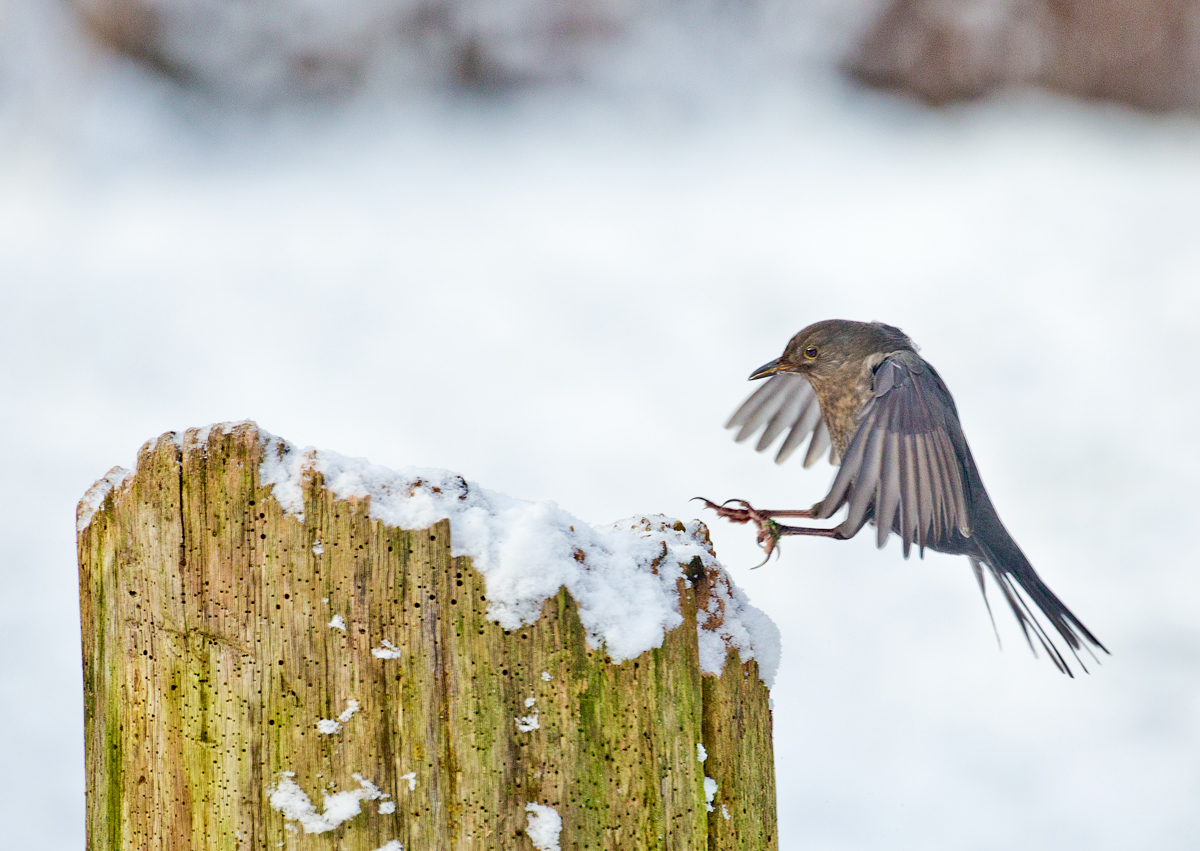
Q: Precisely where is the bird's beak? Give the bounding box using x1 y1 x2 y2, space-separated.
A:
748 359 784 380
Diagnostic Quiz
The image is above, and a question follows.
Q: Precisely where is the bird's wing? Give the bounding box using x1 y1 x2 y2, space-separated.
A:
775 351 1106 675
815 351 972 556
725 373 833 467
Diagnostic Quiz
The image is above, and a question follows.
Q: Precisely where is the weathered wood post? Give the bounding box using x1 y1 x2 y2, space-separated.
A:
77 422 778 851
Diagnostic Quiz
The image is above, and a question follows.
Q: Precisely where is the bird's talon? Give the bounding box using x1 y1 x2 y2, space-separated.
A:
749 520 783 568
696 496 762 526
699 497 786 566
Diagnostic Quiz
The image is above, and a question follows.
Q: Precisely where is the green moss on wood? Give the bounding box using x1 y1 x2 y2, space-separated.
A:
78 424 777 851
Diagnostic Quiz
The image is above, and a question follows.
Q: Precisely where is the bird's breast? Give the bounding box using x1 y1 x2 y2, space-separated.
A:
810 360 879 464
812 388 860 462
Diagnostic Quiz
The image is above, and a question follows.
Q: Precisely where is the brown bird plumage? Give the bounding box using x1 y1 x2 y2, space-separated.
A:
701 319 1107 676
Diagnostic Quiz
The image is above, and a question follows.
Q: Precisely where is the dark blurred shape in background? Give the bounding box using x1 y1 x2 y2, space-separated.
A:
56 0 1200 109
851 0 1200 110
70 0 640 94
67 0 872 98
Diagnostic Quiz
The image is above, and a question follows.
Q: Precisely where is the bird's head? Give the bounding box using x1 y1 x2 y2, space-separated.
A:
749 319 915 381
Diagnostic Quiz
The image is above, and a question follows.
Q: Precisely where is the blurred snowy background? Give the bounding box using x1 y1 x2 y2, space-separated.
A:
3 0 1200 849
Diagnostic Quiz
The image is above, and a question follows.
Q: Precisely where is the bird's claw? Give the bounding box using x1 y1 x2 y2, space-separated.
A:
750 520 782 569
694 497 784 567
693 497 765 526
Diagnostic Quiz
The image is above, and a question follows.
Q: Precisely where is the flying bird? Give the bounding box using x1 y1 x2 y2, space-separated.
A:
699 319 1107 675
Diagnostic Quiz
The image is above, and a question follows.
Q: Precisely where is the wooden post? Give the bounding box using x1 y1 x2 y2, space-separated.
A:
78 423 777 851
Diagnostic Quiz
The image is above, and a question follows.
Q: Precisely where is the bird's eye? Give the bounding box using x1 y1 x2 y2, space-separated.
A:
804 346 818 359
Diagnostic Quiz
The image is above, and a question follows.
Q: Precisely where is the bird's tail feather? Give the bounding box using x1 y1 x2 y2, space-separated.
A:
974 534 1108 677
969 558 1002 650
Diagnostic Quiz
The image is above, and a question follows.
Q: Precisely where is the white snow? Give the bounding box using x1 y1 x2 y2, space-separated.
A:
696 743 707 763
258 431 778 683
721 804 731 821
312 540 324 555
515 711 540 732
524 697 537 708
378 801 396 814
696 570 781 685
399 772 417 791
327 614 346 632
371 639 403 659
269 772 385 833
704 776 718 813
76 466 133 533
372 842 403 851
524 803 562 851
541 671 552 681
316 699 360 734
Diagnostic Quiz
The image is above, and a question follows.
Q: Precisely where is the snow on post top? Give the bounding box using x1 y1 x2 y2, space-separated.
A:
80 421 781 686
260 426 779 684
76 466 134 533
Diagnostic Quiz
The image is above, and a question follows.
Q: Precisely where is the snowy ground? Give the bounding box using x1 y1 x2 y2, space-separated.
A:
3 3 1200 850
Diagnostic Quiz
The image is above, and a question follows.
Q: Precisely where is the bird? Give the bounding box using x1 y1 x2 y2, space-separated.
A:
698 319 1107 675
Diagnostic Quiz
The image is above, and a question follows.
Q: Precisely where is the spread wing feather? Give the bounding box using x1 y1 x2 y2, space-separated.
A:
726 373 834 467
803 421 831 467
814 352 972 553
875 432 901 549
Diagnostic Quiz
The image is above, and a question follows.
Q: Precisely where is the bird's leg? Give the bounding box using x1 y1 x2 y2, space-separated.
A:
769 523 844 538
750 520 846 566
693 498 844 567
692 498 818 526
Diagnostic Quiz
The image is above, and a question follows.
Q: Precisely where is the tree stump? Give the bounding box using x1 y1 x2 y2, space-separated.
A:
77 423 777 851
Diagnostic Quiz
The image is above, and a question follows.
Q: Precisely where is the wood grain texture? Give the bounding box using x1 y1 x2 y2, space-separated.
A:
78 423 776 850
